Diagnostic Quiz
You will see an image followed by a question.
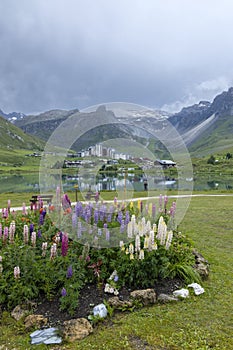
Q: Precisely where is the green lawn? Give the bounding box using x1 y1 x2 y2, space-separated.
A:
0 195 233 349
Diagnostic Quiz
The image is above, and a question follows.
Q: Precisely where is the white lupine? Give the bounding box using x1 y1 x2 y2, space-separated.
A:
165 231 173 250
14 266 20 279
23 224 29 244
153 223 157 232
129 243 134 254
50 243 57 260
31 231 37 247
141 217 146 235
146 220 151 233
139 249 145 260
135 234 141 252
144 236 149 249
157 216 167 245
42 242 48 257
127 222 133 238
149 230 155 246
9 222 15 244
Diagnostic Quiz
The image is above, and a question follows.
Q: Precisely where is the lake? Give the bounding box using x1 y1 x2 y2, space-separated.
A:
0 173 232 194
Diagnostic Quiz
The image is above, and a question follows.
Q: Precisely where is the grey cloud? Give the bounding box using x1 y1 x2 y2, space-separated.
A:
1 0 233 113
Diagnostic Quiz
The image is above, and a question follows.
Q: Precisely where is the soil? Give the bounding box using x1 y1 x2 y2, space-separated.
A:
34 278 183 327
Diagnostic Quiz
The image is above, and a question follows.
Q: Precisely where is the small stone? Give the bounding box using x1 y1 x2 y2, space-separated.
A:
11 305 28 321
24 314 48 330
108 297 133 309
130 289 157 305
63 318 93 341
93 303 108 318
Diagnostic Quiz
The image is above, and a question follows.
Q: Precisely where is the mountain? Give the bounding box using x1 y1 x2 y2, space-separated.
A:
15 108 79 140
0 108 26 122
0 115 44 150
168 87 233 154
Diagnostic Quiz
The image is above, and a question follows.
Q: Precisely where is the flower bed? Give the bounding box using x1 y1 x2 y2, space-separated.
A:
0 193 201 316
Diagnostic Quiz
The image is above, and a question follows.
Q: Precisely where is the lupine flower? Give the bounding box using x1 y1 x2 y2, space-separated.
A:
31 231 37 247
0 223 2 238
165 231 173 250
66 265 73 278
42 242 48 257
23 225 29 244
135 234 141 252
127 221 133 238
94 209 99 223
3 227 8 243
75 201 83 217
39 214 44 226
38 229 42 238
120 222 125 233
156 216 167 245
72 212 77 228
129 243 134 254
61 233 69 257
139 249 145 260
61 287 67 297
14 266 20 279
9 222 15 244
29 224 34 234
50 243 57 260
125 211 130 225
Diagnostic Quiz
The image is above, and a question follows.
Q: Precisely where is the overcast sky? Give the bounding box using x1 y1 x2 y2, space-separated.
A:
1 0 233 114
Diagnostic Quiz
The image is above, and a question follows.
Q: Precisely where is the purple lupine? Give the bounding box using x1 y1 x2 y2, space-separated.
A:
75 201 83 217
66 265 73 278
72 212 77 228
29 224 34 235
61 232 69 257
125 211 130 225
94 209 99 223
120 223 125 233
99 205 106 221
39 214 44 226
77 221 82 238
61 287 67 297
38 229 42 238
117 211 123 225
62 194 71 209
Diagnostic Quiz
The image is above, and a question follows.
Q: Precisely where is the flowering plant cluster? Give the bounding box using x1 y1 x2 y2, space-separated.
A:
0 193 200 315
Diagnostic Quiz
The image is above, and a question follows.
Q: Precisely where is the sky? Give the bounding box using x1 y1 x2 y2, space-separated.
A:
1 0 233 114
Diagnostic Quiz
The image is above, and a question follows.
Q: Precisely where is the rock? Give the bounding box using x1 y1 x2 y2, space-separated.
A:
63 318 93 341
193 250 209 279
93 303 108 318
30 327 62 345
130 289 157 305
11 305 29 321
108 297 133 309
187 283 205 295
24 314 48 330
157 293 179 303
173 288 189 298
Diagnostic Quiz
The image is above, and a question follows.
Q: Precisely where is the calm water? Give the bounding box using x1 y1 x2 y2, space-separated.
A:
0 173 232 194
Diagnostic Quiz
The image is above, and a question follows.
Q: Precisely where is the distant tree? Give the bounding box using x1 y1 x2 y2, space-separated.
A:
207 155 216 165
226 152 232 160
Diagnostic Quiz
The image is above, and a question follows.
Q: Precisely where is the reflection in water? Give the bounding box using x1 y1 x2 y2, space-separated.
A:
0 173 233 193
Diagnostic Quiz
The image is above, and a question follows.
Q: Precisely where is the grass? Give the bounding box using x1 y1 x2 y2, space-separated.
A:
0 194 233 349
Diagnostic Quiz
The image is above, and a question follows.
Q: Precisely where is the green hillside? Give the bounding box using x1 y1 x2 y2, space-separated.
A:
189 114 233 156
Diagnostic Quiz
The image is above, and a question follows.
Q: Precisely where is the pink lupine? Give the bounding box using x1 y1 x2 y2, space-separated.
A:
22 202 27 215
3 227 8 244
9 222 15 244
61 233 69 257
0 223 2 238
14 266 20 279
7 200 11 212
